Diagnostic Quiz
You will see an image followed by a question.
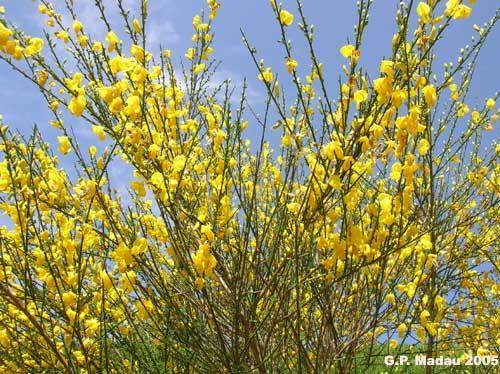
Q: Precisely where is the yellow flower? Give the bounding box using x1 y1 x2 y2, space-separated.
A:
109 97 123 114
444 0 459 16
131 237 148 256
354 89 368 104
131 180 146 197
195 22 209 32
62 291 77 309
78 34 88 47
192 243 217 278
370 124 384 139
25 37 44 56
486 98 495 110
55 30 70 43
85 318 100 336
37 69 48 86
133 18 142 34
50 100 59 111
0 329 8 348
340 44 355 59
172 155 187 172
66 308 77 321
68 93 86 116
435 295 445 312
195 277 205 290
416 2 431 24
419 309 430 324
108 56 135 74
273 81 280 97
73 20 83 34
193 15 201 27
124 95 141 120
92 125 106 141
100 270 113 289
185 47 195 60
454 5 471 20
258 67 273 83
398 323 407 338
201 224 215 242
120 270 136 293
106 31 119 52
287 202 300 214
385 293 395 304
285 58 298 74
390 162 402 181
279 10 294 26
419 234 433 251
471 111 481 124
415 326 426 343
92 41 103 52
65 72 83 92
389 339 398 349
328 175 343 190
0 23 13 46
281 134 292 147
147 144 160 160
445 0 471 20
392 89 406 108
378 193 392 212
380 60 394 77
405 282 416 298
418 138 430 155
130 44 145 60
322 141 343 160
193 63 205 74
373 77 392 102
136 299 154 321
58 136 71 155
422 84 437 107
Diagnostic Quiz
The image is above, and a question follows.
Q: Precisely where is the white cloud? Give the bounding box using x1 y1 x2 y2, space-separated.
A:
70 0 181 53
146 21 180 50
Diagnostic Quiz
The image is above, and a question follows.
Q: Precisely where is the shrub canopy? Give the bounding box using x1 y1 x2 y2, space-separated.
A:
0 0 498 372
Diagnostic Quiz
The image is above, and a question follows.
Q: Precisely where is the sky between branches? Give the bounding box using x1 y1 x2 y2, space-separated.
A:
0 0 497 209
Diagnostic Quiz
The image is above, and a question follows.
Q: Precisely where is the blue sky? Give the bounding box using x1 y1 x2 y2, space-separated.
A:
0 0 498 141
0 0 498 208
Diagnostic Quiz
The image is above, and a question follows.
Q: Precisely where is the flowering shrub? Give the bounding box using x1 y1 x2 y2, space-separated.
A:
0 0 498 372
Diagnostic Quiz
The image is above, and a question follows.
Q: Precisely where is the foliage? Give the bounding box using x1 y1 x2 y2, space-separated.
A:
0 0 498 372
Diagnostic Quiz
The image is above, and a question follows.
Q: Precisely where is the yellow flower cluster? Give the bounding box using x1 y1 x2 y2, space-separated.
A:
0 0 497 371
